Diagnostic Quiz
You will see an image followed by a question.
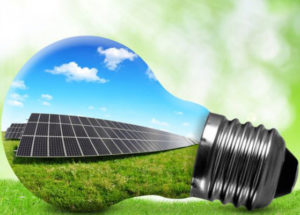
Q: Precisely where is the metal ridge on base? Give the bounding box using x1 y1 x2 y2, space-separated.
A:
191 113 298 210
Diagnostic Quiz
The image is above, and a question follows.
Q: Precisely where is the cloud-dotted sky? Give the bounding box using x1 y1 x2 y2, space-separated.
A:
1 36 209 139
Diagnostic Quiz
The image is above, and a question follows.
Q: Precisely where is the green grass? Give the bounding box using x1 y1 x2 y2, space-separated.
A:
3 138 196 212
3 137 300 214
0 180 64 215
1 180 300 215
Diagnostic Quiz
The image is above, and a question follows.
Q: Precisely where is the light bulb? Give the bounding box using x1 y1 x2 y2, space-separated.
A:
2 36 298 211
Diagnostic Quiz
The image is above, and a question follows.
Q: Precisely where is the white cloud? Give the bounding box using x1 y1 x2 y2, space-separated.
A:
88 106 95 110
11 80 26 89
183 122 190 127
41 94 53 100
174 111 183 115
10 93 28 101
46 62 108 83
97 47 137 70
7 100 24 107
151 118 169 127
99 107 107 112
42 101 50 106
7 93 28 108
145 67 157 80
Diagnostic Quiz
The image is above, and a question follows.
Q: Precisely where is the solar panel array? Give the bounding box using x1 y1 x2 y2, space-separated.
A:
5 123 26 140
16 113 195 158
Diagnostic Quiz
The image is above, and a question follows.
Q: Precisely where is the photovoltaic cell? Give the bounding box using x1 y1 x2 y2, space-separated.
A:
49 124 62 136
39 114 49 123
5 123 27 140
50 114 60 123
94 127 109 138
77 138 97 156
62 125 75 136
36 124 48 136
28 113 39 122
120 123 130 130
96 119 108 127
73 125 87 137
84 126 98 137
113 139 130 154
131 140 144 152
138 140 152 151
60 115 71 124
70 116 80 124
90 139 111 155
64 137 82 156
105 121 116 128
113 129 127 139
104 128 118 139
102 139 122 154
16 113 196 158
49 137 65 156
89 118 99 126
122 140 138 153
122 131 134 139
23 123 37 135
32 137 48 157
17 136 34 156
79 117 91 126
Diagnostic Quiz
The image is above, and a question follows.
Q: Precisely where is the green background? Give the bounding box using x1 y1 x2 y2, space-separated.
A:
0 0 300 214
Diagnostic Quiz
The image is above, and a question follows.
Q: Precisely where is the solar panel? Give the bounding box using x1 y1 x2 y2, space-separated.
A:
5 123 26 140
16 113 196 158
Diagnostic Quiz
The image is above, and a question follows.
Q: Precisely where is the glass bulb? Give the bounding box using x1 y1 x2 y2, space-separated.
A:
2 36 208 211
2 36 297 211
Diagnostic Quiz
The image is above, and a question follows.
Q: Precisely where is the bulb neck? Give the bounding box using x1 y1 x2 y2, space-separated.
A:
190 113 298 210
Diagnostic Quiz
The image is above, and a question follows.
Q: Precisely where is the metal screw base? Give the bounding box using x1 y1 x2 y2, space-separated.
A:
190 113 298 210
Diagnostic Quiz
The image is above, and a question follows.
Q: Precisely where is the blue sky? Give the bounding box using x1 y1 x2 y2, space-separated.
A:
2 36 209 139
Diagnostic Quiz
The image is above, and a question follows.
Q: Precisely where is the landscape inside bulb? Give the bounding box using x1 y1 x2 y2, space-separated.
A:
2 36 209 211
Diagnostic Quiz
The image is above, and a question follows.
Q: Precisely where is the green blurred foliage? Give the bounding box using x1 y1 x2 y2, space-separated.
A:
0 0 300 193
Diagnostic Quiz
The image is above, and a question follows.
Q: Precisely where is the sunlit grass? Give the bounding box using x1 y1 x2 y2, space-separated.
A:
0 180 299 215
3 138 196 212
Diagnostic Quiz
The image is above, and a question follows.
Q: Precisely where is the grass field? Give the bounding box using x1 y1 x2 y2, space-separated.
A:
3 137 300 214
3 137 197 212
1 180 300 215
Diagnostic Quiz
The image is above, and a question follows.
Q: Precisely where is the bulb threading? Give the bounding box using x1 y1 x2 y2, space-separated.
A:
191 113 298 210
